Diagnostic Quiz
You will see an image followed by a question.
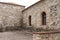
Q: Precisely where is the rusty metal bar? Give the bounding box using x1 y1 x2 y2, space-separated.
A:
33 31 60 34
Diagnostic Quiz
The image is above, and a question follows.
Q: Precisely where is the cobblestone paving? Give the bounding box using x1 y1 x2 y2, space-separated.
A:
0 31 32 40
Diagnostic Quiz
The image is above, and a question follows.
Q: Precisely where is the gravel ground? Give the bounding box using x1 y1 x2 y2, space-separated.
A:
0 31 33 40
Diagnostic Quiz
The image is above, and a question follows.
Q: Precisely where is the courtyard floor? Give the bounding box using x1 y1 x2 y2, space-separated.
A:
0 31 33 40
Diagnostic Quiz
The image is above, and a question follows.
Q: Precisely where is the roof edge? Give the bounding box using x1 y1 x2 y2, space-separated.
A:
22 0 42 12
0 2 25 7
22 0 46 12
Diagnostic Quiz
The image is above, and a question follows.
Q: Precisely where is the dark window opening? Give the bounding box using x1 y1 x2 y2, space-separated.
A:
42 12 46 25
29 15 31 26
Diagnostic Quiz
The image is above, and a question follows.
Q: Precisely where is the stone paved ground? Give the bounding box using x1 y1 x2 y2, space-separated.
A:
0 31 33 40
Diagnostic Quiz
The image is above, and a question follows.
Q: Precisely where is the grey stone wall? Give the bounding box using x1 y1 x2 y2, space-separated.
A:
0 3 25 30
23 0 60 31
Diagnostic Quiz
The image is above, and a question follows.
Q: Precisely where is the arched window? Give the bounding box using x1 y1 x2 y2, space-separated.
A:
29 15 31 26
42 12 46 25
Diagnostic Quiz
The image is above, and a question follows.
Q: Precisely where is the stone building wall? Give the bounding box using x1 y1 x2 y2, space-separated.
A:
0 3 25 30
23 0 60 31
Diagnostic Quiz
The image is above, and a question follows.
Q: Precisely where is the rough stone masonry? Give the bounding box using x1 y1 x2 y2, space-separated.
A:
0 0 60 31
23 0 60 31
0 2 25 31
22 0 60 40
0 0 60 40
33 31 60 40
